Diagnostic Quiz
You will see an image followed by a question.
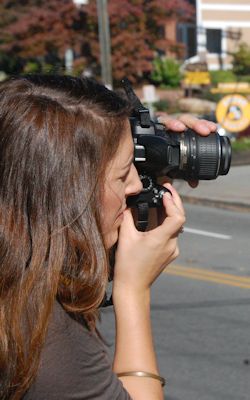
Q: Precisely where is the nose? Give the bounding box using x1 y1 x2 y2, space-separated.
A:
125 164 143 197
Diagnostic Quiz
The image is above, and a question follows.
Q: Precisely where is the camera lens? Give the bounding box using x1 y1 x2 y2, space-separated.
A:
219 135 231 175
180 129 232 180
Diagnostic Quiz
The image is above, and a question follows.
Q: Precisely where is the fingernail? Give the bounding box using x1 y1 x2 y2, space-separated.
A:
197 124 210 135
174 121 185 129
163 192 172 199
209 122 217 131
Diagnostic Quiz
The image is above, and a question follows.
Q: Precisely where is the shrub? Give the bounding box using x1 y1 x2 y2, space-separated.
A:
152 99 169 112
237 75 250 83
0 51 23 74
23 60 41 74
199 89 223 103
231 42 250 75
151 57 182 88
209 70 236 85
232 137 250 151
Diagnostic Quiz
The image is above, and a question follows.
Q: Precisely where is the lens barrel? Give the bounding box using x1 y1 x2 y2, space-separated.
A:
180 129 231 180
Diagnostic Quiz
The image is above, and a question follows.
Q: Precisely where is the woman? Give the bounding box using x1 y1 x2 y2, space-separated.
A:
0 75 216 400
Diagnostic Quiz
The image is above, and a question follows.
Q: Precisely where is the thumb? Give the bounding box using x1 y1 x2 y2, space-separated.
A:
119 208 137 237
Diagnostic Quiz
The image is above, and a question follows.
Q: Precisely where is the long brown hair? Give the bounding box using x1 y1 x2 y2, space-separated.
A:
0 75 131 399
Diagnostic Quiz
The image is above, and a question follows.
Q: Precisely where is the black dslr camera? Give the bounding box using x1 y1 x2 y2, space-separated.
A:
122 79 232 231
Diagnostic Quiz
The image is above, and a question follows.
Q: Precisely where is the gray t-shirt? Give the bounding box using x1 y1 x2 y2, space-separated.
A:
23 301 131 400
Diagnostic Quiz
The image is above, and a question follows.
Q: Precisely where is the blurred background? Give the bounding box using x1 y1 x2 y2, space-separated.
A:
1 2 250 399
0 0 250 159
1 0 250 154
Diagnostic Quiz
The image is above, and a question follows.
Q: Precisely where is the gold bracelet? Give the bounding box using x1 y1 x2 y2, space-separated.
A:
117 371 166 387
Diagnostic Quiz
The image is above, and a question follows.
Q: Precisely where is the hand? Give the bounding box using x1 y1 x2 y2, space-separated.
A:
113 183 185 296
156 113 217 187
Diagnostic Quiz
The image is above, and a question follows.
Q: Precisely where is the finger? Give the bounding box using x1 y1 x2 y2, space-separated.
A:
178 114 215 136
119 208 137 237
157 176 173 185
199 119 217 132
152 183 185 229
157 115 186 132
163 183 185 215
188 180 198 188
156 192 185 236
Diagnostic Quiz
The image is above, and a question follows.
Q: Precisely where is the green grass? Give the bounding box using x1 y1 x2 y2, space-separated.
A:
232 137 250 151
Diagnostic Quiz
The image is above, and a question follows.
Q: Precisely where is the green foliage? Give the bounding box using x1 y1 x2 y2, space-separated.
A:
151 57 182 88
200 89 223 103
152 99 169 112
23 60 61 75
237 75 250 83
232 137 250 151
231 42 250 75
0 51 23 74
23 60 41 74
209 70 236 84
41 64 55 74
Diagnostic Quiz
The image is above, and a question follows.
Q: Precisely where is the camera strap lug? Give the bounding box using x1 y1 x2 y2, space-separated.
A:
137 202 149 232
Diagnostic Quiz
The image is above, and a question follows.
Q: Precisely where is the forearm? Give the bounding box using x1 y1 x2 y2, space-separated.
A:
112 286 164 400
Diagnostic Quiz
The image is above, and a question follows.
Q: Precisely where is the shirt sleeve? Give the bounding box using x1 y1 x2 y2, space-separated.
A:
23 301 132 400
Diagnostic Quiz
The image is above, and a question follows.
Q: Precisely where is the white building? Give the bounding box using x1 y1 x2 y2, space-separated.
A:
195 0 250 70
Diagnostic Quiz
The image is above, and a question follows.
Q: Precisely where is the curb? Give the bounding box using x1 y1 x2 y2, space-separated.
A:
231 151 250 167
181 195 250 213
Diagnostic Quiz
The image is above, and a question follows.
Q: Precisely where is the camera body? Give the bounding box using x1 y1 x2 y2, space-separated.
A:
123 79 232 214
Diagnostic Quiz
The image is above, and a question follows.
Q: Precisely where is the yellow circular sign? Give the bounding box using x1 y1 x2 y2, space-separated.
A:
216 94 250 132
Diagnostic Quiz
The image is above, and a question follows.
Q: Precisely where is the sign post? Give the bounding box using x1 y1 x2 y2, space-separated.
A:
96 0 113 89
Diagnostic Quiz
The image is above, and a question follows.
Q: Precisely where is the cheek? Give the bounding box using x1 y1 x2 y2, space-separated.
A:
102 185 124 228
101 189 125 248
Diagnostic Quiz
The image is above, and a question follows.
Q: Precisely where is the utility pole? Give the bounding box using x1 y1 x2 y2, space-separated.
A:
96 0 113 89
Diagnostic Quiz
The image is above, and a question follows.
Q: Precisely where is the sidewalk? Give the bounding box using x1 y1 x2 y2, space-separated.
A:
174 164 250 212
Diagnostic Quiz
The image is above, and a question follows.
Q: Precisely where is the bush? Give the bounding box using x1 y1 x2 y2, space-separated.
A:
232 137 250 151
151 57 182 88
209 70 236 84
237 75 250 83
231 42 250 75
152 99 169 112
199 89 223 103
23 60 41 74
0 51 23 74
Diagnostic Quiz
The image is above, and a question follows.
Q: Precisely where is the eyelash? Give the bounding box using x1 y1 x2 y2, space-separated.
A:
120 170 130 182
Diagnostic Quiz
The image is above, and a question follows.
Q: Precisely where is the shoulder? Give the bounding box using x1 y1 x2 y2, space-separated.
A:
24 301 131 400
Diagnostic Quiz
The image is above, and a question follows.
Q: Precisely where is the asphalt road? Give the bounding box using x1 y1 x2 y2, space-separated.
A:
100 204 250 400
175 203 250 277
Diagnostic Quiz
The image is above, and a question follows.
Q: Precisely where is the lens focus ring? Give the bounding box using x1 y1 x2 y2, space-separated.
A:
197 135 220 178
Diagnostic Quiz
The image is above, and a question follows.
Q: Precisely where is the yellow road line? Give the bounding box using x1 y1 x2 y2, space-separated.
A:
164 265 250 289
168 265 250 283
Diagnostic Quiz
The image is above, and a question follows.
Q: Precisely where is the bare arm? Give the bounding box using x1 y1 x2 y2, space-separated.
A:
111 115 217 399
112 185 184 399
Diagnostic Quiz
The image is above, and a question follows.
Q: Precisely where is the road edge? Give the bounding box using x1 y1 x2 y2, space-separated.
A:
181 195 250 213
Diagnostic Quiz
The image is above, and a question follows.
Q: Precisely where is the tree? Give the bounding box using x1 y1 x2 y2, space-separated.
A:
0 0 194 83
0 0 88 73
84 0 194 83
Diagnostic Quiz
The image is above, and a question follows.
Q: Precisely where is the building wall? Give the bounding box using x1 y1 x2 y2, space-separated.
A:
196 0 250 70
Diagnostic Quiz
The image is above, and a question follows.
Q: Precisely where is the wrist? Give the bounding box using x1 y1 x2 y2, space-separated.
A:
112 284 151 308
